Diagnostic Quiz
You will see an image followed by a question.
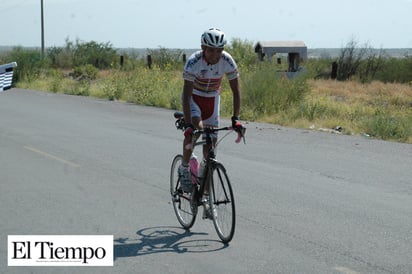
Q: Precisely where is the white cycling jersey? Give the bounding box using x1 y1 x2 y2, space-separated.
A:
183 50 239 127
183 50 239 97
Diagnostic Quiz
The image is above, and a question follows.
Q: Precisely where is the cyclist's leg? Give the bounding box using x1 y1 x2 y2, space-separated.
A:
191 94 220 218
182 98 203 165
196 94 220 195
170 154 197 229
182 116 202 166
192 93 219 160
179 98 202 192
179 98 203 192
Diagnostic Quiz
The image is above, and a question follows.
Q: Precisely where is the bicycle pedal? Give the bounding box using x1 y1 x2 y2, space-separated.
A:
202 211 212 220
202 204 212 219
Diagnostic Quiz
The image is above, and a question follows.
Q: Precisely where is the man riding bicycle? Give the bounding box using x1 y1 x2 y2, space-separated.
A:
178 27 243 193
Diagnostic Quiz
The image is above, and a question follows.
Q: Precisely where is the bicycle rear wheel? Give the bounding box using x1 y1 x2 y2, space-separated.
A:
209 163 236 243
170 154 196 229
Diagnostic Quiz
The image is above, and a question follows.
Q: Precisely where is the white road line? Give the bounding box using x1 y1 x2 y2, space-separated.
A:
24 146 80 168
334 266 361 274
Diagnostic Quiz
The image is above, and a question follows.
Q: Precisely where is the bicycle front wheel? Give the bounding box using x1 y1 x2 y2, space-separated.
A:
209 163 236 243
170 154 196 229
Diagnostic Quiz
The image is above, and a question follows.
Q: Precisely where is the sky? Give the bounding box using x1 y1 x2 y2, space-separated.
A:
2 0 412 49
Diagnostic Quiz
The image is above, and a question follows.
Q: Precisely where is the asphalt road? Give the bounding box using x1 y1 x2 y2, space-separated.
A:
1 89 411 274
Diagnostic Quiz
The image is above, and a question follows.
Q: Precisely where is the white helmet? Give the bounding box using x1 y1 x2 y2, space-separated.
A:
201 28 227 48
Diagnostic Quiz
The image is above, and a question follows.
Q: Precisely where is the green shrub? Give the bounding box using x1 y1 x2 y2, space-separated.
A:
64 80 91 96
71 39 118 69
47 69 64 93
225 38 258 69
294 99 328 121
146 47 184 70
3 47 47 83
304 59 334 79
240 63 309 120
363 108 412 141
72 64 98 80
47 45 73 69
374 57 412 83
117 50 145 71
102 71 125 100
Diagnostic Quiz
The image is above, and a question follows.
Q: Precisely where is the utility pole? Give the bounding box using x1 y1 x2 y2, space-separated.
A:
41 0 45 56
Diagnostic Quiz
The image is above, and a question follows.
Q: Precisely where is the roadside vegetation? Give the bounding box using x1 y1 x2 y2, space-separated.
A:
1 38 411 143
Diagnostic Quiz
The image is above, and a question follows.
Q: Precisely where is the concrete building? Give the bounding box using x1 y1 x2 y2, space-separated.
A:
255 41 307 72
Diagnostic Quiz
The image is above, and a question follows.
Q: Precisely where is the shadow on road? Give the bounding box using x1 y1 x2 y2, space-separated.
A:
114 226 228 260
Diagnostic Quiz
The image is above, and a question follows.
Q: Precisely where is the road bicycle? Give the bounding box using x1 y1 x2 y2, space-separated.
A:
170 111 245 243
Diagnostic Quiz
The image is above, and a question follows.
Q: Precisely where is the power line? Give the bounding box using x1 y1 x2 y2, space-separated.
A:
41 0 45 55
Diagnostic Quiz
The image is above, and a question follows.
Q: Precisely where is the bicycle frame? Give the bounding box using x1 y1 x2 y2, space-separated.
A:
190 128 220 205
174 111 245 205
172 111 245 242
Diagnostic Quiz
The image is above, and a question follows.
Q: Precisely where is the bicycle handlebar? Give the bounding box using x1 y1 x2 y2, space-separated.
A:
173 111 246 144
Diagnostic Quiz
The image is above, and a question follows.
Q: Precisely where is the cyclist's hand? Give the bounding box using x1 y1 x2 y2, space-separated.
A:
232 116 246 143
183 123 194 137
231 116 241 129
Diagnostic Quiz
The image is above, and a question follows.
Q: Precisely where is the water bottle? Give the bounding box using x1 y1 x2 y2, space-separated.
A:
198 160 206 179
189 155 199 184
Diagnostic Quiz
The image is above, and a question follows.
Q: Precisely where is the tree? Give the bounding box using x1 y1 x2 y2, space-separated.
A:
72 39 117 69
336 38 385 82
337 39 365 81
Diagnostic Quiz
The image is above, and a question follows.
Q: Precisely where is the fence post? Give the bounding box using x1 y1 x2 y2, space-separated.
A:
120 55 124 68
147 54 152 69
331 61 338 79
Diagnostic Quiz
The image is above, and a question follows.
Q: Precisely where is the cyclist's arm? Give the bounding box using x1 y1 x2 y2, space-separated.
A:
229 77 241 118
182 80 194 125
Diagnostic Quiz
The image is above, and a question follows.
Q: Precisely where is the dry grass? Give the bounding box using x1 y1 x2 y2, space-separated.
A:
309 80 412 108
303 80 412 143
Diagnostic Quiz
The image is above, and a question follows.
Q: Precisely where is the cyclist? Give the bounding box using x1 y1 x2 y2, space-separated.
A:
178 27 242 194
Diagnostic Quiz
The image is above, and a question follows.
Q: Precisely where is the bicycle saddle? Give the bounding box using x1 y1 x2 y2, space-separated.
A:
174 112 184 119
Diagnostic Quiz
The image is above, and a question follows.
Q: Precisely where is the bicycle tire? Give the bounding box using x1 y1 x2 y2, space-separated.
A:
209 163 236 243
170 154 197 229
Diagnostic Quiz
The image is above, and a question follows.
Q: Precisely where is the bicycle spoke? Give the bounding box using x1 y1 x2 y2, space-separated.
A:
210 163 235 243
216 168 230 202
170 155 197 229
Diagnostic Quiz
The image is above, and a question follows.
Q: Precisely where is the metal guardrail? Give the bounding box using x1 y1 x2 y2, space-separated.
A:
0 62 18 92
